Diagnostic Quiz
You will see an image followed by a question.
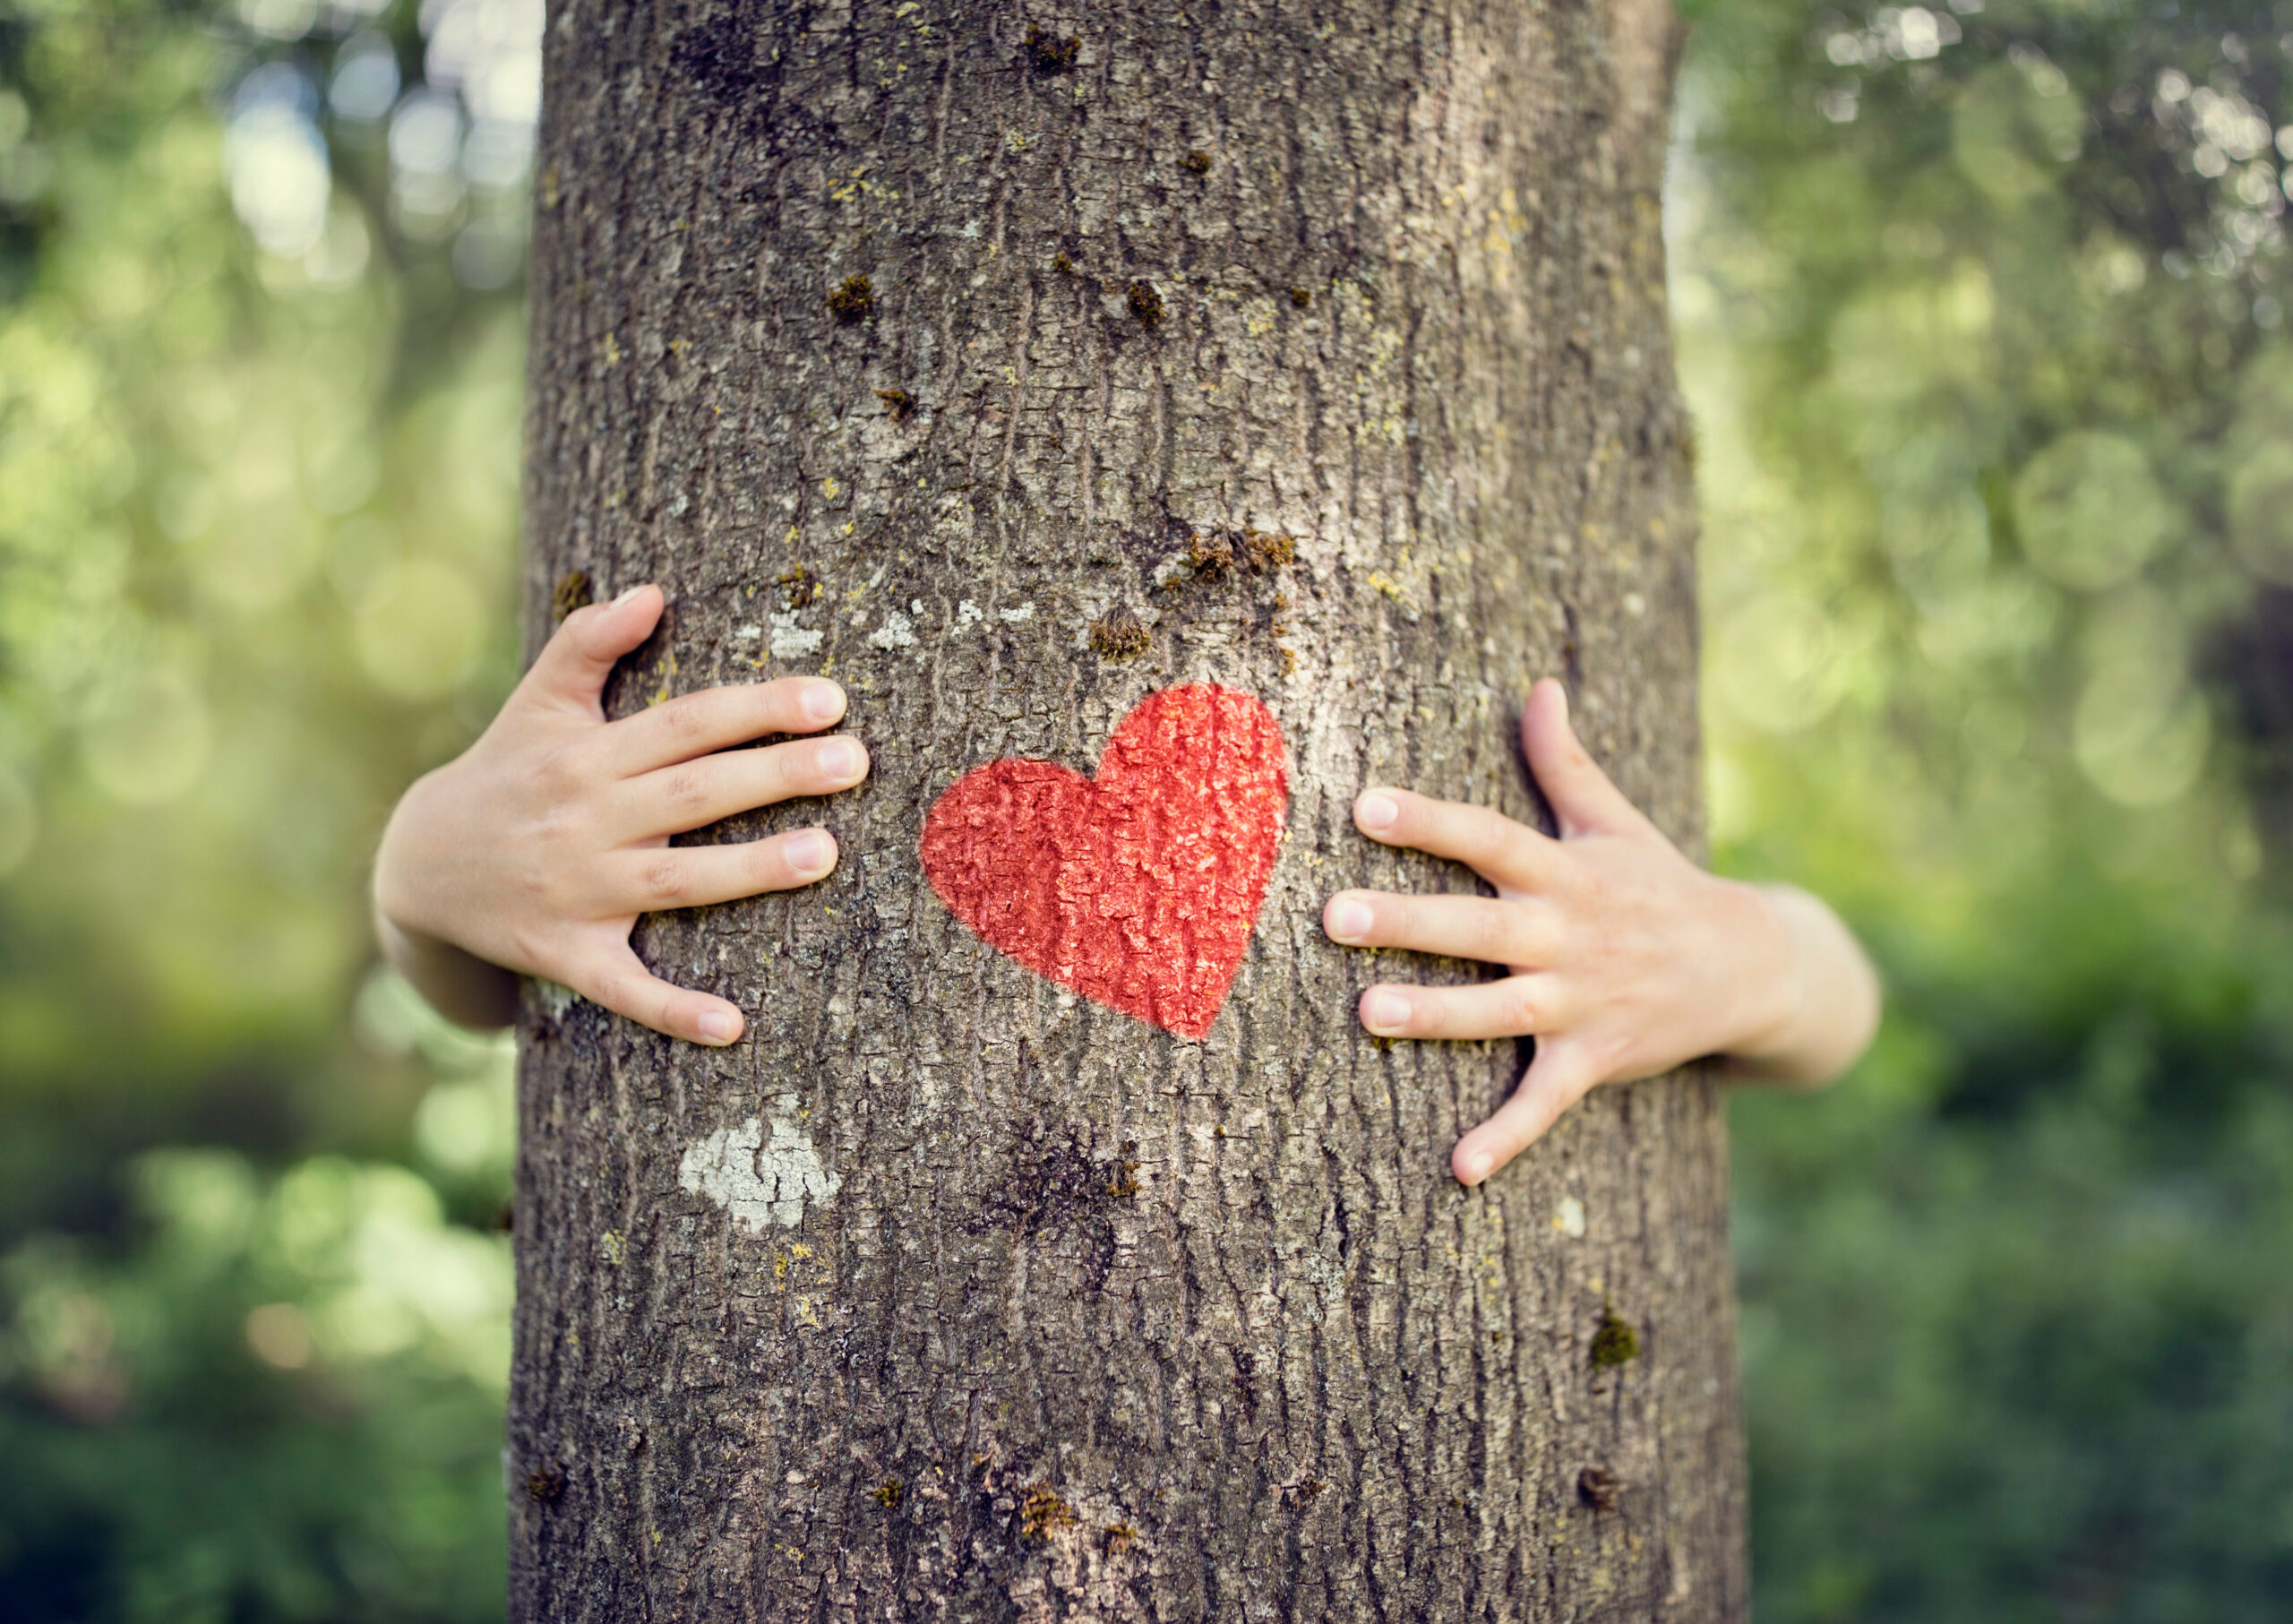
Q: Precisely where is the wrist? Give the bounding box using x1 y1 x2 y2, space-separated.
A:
376 913 521 1030
372 783 520 1031
1718 879 1806 1069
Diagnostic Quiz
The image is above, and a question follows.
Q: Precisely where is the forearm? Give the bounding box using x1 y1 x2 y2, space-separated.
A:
1728 883 1880 1087
374 912 520 1031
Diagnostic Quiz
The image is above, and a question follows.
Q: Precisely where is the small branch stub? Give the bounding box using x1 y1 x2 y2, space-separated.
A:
1023 24 1078 73
1182 150 1212 174
874 386 916 423
1590 1305 1641 1367
775 566 818 608
1577 1465 1621 1511
1089 605 1152 660
1020 1483 1078 1540
552 570 593 622
1126 279 1164 328
828 274 875 322
1180 526 1294 580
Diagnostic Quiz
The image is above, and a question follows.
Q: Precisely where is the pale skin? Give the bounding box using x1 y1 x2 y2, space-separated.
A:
373 585 870 1045
374 589 1878 1186
1322 677 1879 1186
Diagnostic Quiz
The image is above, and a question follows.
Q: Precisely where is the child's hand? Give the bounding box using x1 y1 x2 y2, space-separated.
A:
372 585 868 1046
1323 679 1878 1187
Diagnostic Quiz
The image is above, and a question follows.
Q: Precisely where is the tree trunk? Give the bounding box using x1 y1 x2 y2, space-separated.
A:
511 0 1739 1618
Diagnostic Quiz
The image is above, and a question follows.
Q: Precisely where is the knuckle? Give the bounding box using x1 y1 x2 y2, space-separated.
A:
534 744 588 802
1472 907 1516 963
1472 806 1516 855
658 697 708 742
548 606 597 648
528 803 582 850
508 858 571 919
662 766 710 812
640 855 691 907
770 743 818 792
568 960 623 1010
503 921 556 975
1500 979 1543 1032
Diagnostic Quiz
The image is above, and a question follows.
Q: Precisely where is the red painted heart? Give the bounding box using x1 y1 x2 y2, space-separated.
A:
918 684 1289 1039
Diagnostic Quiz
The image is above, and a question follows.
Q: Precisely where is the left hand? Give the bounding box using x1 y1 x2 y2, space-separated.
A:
1323 679 1874 1187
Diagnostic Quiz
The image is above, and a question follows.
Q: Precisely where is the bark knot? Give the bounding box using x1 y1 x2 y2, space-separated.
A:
1577 1465 1622 1511
828 275 876 322
1088 606 1152 659
1019 1483 1078 1540
1022 25 1079 73
552 570 593 622
1590 1304 1641 1367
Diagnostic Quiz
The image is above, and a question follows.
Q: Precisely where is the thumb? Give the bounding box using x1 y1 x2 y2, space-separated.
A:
1451 1035 1601 1187
521 584 665 716
1521 678 1640 838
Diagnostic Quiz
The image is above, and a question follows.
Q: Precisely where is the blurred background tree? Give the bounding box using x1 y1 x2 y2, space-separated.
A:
0 1 2287 1620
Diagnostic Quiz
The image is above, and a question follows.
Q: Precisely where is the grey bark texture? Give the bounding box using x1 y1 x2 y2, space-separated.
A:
511 0 1741 1619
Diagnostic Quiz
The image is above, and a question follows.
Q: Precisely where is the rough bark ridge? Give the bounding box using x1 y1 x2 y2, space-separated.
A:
512 0 1739 1618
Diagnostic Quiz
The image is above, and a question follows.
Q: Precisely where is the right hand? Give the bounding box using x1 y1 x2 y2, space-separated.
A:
371 584 868 1045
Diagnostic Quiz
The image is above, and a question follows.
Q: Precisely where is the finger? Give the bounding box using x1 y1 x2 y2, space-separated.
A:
1521 679 1645 838
1452 1040 1602 1186
1322 889 1558 969
607 827 840 913
614 735 870 839
1356 972 1565 1042
521 585 665 715
569 942 746 1046
597 675 848 777
1353 786 1558 890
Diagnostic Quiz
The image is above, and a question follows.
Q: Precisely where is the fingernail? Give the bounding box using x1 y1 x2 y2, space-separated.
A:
611 584 648 608
1464 1150 1495 1183
787 829 833 874
801 681 845 723
1327 897 1374 942
1362 989 1410 1034
1357 791 1399 832
818 737 864 778
697 1009 741 1044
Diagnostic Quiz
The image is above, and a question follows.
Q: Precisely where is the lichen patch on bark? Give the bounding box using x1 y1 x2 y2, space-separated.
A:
677 1102 842 1232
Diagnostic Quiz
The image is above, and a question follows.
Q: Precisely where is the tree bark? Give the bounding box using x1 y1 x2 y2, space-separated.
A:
511 0 1739 1618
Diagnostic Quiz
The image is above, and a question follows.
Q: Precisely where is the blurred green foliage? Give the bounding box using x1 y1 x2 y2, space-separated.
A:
1678 0 2293 1615
2 0 2290 1620
0 1 525 1617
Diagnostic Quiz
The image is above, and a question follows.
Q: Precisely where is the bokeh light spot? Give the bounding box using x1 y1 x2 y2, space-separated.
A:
81 666 212 805
2012 430 2177 591
353 556 483 700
